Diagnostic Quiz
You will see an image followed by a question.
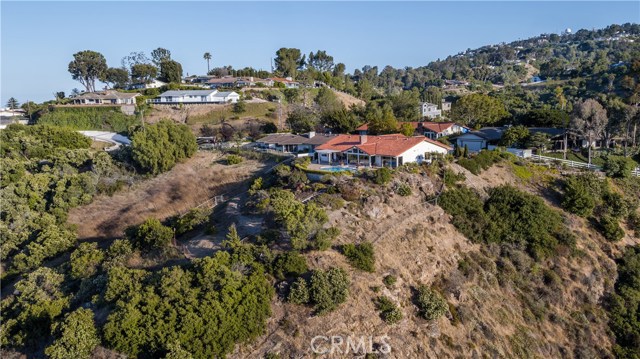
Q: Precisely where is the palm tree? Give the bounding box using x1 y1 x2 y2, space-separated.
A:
203 52 212 74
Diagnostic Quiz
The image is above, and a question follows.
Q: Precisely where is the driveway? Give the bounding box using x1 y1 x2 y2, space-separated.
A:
79 131 131 151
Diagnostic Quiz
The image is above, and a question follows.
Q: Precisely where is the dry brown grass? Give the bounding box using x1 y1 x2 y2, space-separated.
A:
68 151 269 240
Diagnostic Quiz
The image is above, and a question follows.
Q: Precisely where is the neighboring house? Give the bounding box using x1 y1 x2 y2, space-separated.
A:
315 134 452 168
441 100 452 112
255 132 338 153
422 122 469 139
236 77 274 87
268 77 300 88
207 77 238 88
71 90 140 105
127 79 167 90
150 90 240 104
420 102 442 119
356 121 468 139
455 127 566 152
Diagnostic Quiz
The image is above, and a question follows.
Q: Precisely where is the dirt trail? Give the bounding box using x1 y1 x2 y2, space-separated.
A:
68 152 268 240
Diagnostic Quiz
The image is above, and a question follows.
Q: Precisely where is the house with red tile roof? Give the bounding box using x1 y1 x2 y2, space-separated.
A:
267 77 300 88
315 134 452 168
356 121 469 139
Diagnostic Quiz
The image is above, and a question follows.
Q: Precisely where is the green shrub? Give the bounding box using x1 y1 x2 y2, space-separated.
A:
130 218 174 249
603 156 636 178
415 286 448 320
607 246 640 358
438 186 488 242
287 277 310 304
396 184 412 196
602 191 630 219
383 274 397 287
37 107 138 132
372 167 392 185
314 194 345 210
173 208 211 235
599 215 624 242
70 243 105 280
313 227 340 251
628 212 640 237
272 251 308 280
342 242 375 272
309 267 350 314
443 168 465 186
130 120 198 175
457 150 508 175
224 154 243 165
561 174 603 217
374 296 403 324
45 308 100 359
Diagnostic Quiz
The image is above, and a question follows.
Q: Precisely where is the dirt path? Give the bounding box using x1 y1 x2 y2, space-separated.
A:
68 151 269 240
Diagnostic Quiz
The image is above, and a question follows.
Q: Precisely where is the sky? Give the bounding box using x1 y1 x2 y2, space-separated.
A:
1 1 639 104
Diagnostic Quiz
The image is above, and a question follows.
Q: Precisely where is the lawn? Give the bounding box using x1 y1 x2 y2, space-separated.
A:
186 102 278 124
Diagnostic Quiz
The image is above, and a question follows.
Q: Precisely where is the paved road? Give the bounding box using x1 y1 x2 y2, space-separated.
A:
79 131 131 151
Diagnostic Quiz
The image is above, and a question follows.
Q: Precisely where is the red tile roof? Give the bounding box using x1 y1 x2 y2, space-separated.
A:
316 134 451 156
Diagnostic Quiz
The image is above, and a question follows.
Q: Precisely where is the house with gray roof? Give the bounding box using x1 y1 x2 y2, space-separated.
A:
455 126 567 152
256 132 339 154
150 90 240 104
72 90 140 105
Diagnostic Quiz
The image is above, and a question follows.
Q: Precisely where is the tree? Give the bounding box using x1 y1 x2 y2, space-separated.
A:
159 60 183 83
151 47 172 67
451 93 509 128
104 67 130 89
232 100 246 114
53 92 65 103
400 123 415 136
307 50 335 72
45 308 100 359
571 99 608 165
203 52 212 74
131 218 174 249
68 50 108 92
70 242 104 279
321 107 361 133
130 120 198 174
6 97 19 109
314 87 342 114
499 125 530 147
131 63 158 84
368 104 399 135
274 48 303 78
526 132 550 152
121 51 150 70
286 106 318 134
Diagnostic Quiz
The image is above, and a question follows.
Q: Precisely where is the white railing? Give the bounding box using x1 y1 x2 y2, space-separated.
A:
530 154 640 177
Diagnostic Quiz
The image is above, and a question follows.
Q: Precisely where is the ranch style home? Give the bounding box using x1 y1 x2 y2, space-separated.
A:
149 90 240 104
255 132 339 153
71 90 140 105
455 127 567 152
315 134 452 168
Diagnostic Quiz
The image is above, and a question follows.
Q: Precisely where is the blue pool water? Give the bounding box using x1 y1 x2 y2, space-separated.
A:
321 166 356 172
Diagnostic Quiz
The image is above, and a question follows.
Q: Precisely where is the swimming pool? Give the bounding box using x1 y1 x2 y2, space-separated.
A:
320 166 357 172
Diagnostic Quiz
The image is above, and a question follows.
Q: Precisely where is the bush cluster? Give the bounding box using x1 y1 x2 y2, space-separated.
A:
130 120 198 175
374 296 403 324
37 106 139 132
342 242 376 272
414 286 448 321
457 150 511 175
226 154 244 165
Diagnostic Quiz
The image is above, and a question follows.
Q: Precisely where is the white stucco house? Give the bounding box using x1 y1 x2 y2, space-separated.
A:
150 90 240 104
127 79 167 90
315 134 452 168
420 102 442 119
72 91 140 105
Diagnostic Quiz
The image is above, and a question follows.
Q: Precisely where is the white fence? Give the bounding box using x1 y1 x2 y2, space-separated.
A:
530 154 640 177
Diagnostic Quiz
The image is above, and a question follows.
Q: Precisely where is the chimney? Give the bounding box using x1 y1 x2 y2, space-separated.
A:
360 135 367 144
307 131 316 138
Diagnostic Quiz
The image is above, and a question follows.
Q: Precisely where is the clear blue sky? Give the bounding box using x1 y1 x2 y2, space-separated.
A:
1 1 639 104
